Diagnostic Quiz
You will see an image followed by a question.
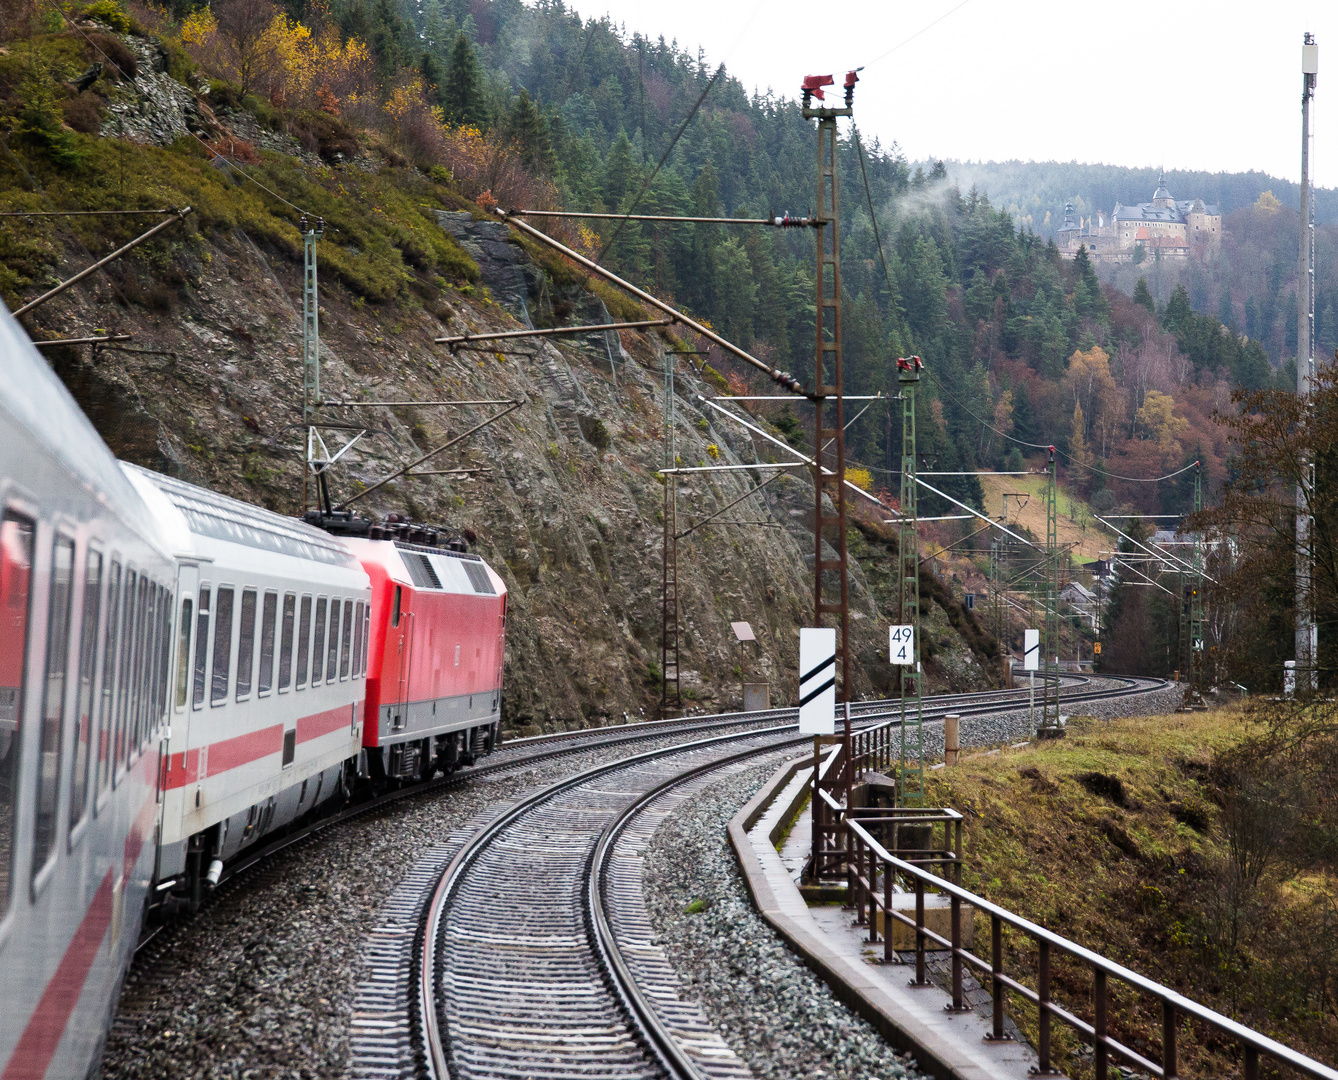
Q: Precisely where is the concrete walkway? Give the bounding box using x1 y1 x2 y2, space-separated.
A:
728 757 1044 1080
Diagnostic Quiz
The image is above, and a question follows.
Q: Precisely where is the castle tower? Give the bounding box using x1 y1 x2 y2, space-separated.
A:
1152 170 1174 209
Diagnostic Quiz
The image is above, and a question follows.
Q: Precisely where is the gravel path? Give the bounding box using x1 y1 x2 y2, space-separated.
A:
644 763 928 1080
101 722 783 1080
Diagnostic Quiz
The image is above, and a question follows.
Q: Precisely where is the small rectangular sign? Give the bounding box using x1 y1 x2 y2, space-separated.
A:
798 627 836 735
889 625 914 666
1024 629 1040 671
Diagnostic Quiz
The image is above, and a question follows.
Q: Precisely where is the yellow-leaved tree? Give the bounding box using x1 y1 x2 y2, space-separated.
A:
1134 390 1189 464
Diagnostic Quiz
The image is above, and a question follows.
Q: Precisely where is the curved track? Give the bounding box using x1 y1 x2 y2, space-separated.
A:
411 676 1166 1079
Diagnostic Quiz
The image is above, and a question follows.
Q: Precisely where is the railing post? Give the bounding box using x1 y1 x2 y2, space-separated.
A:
990 915 1005 1040
883 860 894 964
845 820 856 910
949 893 964 1011
1094 968 1108 1080
1162 1000 1177 1079
954 817 963 886
868 839 878 944
914 875 927 986
1038 940 1052 1073
1244 1046 1259 1080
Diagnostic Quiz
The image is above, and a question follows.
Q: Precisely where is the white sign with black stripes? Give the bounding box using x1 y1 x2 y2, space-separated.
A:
1024 628 1040 672
798 627 837 735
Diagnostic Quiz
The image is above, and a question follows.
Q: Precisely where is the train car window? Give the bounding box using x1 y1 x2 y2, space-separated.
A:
211 587 234 706
258 592 277 696
352 602 365 678
278 594 295 691
235 588 257 700
133 581 151 753
192 588 210 709
97 560 122 794
115 569 138 777
391 586 401 627
326 600 341 683
70 549 101 833
34 536 75 878
311 598 327 686
0 514 35 915
296 596 312 689
147 584 163 744
339 601 353 680
157 586 172 723
174 598 193 710
362 604 370 676
129 577 148 759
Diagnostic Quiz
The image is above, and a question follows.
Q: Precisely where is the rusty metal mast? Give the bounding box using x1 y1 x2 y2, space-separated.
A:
802 71 856 745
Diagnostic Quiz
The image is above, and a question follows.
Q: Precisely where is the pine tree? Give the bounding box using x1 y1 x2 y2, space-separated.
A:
442 31 486 128
1162 283 1193 334
1132 276 1156 314
504 90 555 174
602 130 638 208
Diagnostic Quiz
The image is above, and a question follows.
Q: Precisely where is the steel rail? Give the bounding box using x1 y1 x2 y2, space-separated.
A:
418 675 1165 1077
137 677 1144 958
416 721 807 1079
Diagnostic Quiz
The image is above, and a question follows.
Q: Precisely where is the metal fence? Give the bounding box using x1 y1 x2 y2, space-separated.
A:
841 814 1338 1080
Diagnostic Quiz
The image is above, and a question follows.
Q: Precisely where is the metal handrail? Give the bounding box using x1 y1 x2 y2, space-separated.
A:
844 817 1338 1080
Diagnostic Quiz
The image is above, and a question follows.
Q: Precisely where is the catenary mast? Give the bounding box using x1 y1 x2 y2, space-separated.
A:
1297 33 1318 691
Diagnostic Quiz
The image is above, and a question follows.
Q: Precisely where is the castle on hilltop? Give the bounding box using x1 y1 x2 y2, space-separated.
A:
1056 174 1221 262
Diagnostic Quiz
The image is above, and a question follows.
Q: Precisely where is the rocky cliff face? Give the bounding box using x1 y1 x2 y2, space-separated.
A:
25 67 996 731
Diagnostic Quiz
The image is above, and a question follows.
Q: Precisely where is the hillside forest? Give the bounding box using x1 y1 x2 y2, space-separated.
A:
0 0 1328 691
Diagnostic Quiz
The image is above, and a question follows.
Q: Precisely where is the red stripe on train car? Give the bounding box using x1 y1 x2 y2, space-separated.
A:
297 705 352 743
163 704 354 790
0 872 114 1080
2 770 157 1080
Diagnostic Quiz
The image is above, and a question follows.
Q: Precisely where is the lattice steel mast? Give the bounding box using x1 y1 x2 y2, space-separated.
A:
301 215 324 511
1038 446 1063 735
802 72 856 749
661 350 681 715
897 357 925 805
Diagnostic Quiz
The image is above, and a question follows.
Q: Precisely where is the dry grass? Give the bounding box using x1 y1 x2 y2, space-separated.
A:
923 706 1337 1078
976 471 1114 563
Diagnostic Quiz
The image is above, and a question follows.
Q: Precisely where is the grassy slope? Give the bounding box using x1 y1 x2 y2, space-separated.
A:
925 709 1335 1078
976 471 1115 564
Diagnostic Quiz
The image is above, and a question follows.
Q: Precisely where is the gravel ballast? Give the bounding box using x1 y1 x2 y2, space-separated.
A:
102 722 783 1079
644 763 928 1080
102 684 1176 1078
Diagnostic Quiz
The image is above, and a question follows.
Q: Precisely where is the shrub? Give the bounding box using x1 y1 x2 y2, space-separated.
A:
846 465 873 491
61 89 104 132
13 59 84 169
86 31 137 79
80 0 129 33
290 109 358 163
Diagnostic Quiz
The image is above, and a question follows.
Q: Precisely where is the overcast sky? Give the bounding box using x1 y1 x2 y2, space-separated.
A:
586 0 1337 186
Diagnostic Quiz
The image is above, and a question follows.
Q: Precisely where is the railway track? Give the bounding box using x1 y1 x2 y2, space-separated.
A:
372 675 1166 1080
136 676 1158 959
